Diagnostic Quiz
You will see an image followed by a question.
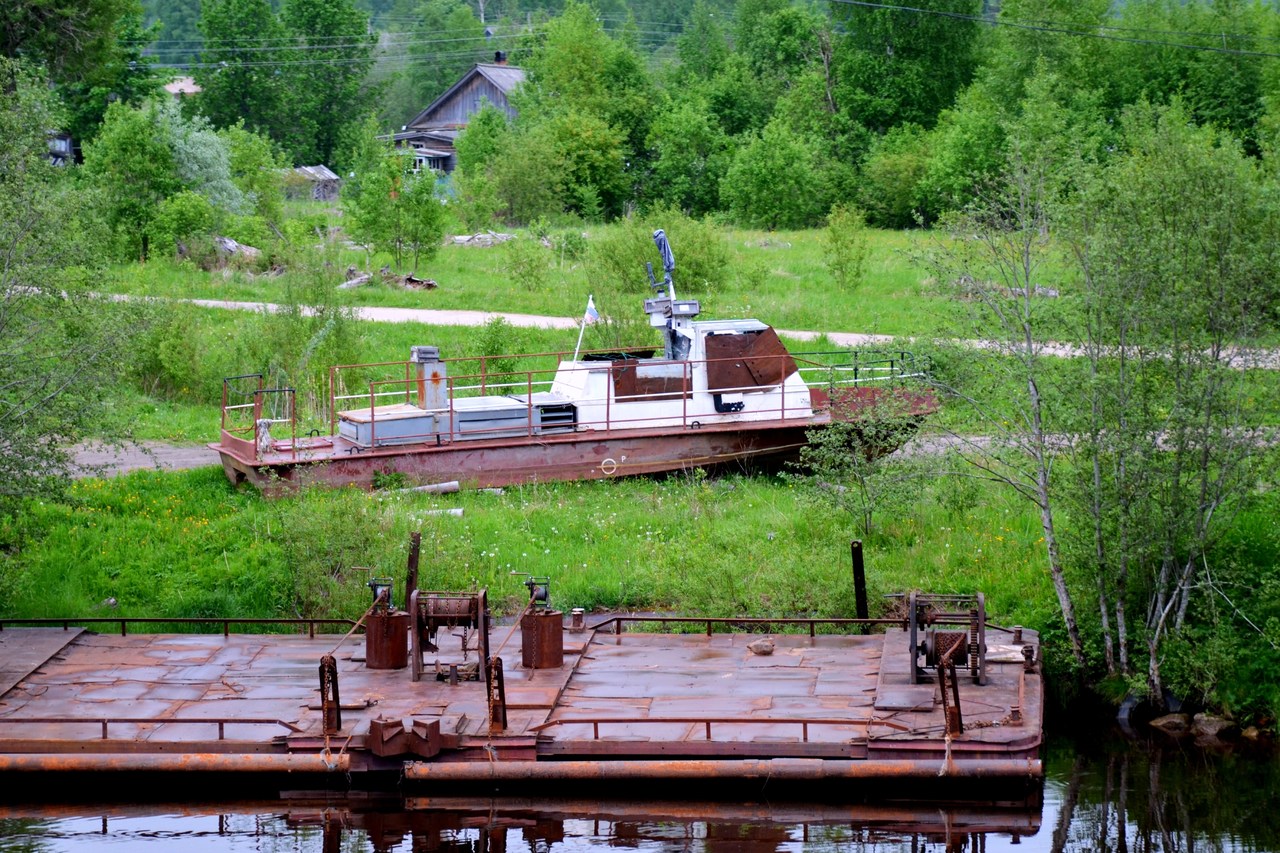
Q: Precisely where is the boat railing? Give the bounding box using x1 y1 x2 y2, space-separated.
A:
222 348 931 459
794 349 930 389
0 616 359 637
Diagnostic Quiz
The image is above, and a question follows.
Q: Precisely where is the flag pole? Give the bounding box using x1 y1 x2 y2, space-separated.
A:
572 294 592 362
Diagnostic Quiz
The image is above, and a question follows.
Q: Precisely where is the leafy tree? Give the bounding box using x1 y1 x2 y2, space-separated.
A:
0 59 143 504
832 0 982 132
1105 1 1267 151
220 121 287 225
675 0 730 80
454 101 513 174
376 0 486 129
822 204 870 292
512 0 654 211
142 0 203 64
644 93 730 217
1066 103 1280 700
150 190 217 258
700 54 773 138
914 84 1005 221
733 0 823 92
794 407 927 538
488 125 565 224
396 169 447 273
978 0 1111 109
83 100 183 260
721 120 827 230
56 13 165 145
2 0 139 79
84 98 244 259
280 0 376 165
857 124 930 229
344 135 445 272
196 0 288 138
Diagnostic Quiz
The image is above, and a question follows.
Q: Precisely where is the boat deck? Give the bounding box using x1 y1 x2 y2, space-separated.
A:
0 619 1041 788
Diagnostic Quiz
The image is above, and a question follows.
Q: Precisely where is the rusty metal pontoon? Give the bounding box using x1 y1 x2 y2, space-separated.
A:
211 231 935 493
0 544 1042 796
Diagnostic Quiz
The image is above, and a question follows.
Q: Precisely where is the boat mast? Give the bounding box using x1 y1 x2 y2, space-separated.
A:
644 229 700 360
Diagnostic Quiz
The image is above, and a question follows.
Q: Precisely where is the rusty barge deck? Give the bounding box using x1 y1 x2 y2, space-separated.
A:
0 610 1042 796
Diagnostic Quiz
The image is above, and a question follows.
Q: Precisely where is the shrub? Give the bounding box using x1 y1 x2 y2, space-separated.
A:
502 234 551 291
822 203 870 292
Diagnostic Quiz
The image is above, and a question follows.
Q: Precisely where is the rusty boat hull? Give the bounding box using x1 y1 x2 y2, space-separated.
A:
212 405 926 492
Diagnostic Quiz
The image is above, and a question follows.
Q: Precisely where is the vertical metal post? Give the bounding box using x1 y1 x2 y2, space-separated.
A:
320 654 341 734
851 540 869 632
405 532 421 603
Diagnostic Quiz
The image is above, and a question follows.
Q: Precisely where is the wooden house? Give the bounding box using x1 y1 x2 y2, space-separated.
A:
393 51 525 173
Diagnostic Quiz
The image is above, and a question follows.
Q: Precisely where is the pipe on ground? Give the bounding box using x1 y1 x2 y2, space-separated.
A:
0 753 350 774
404 758 1041 783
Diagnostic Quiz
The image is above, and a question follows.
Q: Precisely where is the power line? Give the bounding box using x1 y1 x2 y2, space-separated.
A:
830 0 1280 61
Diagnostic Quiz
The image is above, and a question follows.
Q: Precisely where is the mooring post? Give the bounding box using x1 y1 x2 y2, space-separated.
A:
851 540 869 632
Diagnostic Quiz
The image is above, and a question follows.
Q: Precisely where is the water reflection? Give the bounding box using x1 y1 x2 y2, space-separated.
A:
1044 735 1280 853
0 735 1275 852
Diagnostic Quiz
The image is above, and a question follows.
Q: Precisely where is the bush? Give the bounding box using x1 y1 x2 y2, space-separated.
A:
149 190 216 260
822 203 870 292
589 208 729 295
859 124 931 229
502 234 552 291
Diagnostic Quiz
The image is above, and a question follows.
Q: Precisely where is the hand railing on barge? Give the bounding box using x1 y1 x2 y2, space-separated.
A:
220 348 930 462
0 617 360 637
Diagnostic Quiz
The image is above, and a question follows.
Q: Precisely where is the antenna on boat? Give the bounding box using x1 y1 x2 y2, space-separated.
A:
644 229 700 360
653 229 676 300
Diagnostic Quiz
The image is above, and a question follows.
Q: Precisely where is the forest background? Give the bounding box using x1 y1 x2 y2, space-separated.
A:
4 0 1280 729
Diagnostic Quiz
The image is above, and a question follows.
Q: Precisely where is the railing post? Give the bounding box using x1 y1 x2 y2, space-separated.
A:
851 540 869 634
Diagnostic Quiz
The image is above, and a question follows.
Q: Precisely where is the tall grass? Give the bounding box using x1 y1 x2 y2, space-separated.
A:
2 467 1053 628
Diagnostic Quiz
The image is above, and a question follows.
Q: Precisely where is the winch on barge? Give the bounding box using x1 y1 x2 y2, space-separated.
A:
212 230 935 493
0 543 1043 797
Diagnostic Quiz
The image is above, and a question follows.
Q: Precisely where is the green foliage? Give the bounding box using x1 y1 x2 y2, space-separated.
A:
84 98 245 260
149 190 217 258
0 59 146 505
454 102 511 176
832 0 982 132
722 120 828 229
916 85 1006 221
822 204 870 292
792 398 930 538
644 93 730 217
343 125 446 272
473 316 526 377
858 124 931 229
588 210 729 296
374 0 485 131
449 169 502 233
195 0 287 139
220 121 287 224
502 234 551 292
83 100 182 261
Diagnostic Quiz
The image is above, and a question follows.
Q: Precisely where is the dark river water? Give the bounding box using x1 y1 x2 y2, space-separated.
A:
0 731 1275 852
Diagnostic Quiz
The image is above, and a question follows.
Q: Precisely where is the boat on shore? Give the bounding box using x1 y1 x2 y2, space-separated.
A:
211 230 936 494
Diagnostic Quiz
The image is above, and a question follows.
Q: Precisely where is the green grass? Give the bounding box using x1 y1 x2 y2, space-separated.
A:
104 225 957 338
1 466 1052 630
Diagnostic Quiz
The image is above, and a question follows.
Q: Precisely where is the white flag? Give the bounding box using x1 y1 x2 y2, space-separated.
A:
584 294 600 324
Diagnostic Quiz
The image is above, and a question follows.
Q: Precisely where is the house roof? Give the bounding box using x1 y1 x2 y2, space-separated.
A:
406 63 526 130
164 77 202 96
294 165 340 182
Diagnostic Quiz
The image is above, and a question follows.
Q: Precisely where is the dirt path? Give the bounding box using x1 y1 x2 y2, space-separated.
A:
184 298 900 348
73 441 223 478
